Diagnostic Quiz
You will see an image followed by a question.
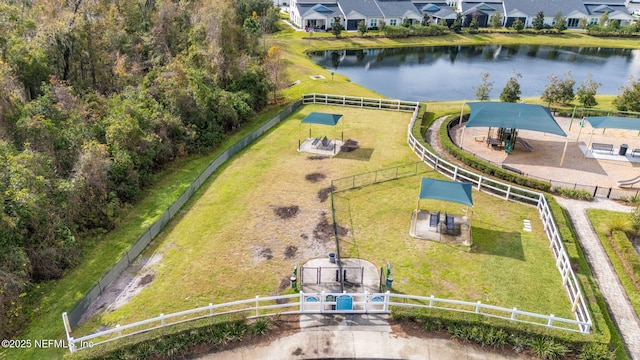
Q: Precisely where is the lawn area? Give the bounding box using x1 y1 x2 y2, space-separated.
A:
75 104 418 332
74 99 576 339
333 174 574 319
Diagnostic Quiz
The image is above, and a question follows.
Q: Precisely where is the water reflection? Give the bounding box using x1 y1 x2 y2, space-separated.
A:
309 45 640 101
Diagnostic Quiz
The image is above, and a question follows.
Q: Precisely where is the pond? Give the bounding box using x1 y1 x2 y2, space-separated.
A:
308 45 640 101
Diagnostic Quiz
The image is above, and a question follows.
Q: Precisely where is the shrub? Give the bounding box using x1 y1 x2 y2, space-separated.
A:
383 25 410 38
250 318 270 336
530 337 570 359
553 187 593 200
579 343 615 360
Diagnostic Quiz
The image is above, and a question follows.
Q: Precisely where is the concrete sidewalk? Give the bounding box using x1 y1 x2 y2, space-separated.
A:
555 197 640 359
198 314 531 360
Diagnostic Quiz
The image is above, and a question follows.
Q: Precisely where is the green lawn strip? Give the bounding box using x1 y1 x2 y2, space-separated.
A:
588 209 640 318
9 105 291 360
334 174 573 319
73 105 416 334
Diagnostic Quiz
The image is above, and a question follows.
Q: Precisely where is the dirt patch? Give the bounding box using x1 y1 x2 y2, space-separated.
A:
278 276 291 291
254 246 273 263
317 186 335 203
305 172 326 183
313 214 348 242
340 139 360 152
284 245 298 259
138 274 155 286
307 155 330 160
273 205 299 219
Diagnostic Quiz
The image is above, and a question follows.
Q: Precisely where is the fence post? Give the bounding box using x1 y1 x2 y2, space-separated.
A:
255 296 260 317
511 308 517 320
384 291 390 312
364 291 369 312
160 314 165 326
209 303 214 316
547 314 555 327
299 291 304 312
475 301 481 313
429 295 434 307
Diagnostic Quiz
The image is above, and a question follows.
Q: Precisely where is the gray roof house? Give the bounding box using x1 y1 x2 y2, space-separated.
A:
584 0 633 25
338 0 384 30
413 2 458 24
374 0 424 26
500 0 588 27
460 1 504 27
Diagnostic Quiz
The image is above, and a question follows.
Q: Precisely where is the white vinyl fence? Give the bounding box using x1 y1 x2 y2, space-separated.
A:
63 94 592 353
63 291 589 352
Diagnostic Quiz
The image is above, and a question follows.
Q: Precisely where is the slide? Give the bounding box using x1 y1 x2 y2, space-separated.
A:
516 138 534 152
617 175 640 187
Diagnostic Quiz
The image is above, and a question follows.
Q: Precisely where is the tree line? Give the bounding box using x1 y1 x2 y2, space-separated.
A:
0 0 283 339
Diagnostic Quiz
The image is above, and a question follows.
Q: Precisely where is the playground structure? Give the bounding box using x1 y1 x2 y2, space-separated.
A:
617 175 640 187
298 111 345 155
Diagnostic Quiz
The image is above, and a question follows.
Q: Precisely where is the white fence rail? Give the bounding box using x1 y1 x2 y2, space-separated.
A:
63 94 592 353
63 291 589 352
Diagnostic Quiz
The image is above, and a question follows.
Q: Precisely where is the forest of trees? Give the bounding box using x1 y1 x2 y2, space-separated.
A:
0 0 282 339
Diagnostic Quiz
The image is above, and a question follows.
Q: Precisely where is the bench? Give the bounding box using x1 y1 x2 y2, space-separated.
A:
633 149 640 157
311 137 320 146
445 214 454 231
429 212 440 227
590 143 613 154
501 164 523 175
321 136 330 148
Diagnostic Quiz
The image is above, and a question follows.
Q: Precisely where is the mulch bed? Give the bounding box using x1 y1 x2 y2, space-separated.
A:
284 245 298 259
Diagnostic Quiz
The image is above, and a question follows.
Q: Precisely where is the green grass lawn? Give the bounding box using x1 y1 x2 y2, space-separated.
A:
71 101 575 340
333 174 573 318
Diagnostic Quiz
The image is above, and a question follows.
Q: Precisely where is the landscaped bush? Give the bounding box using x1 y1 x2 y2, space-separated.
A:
611 230 640 287
409 24 448 36
391 308 613 359
70 317 271 360
553 187 593 200
383 25 410 38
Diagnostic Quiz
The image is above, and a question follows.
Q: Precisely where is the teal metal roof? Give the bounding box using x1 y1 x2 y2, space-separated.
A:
301 112 343 126
466 102 567 137
418 178 473 206
585 116 640 130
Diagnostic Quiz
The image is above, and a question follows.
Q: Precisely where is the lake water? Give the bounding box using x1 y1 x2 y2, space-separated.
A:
308 45 640 101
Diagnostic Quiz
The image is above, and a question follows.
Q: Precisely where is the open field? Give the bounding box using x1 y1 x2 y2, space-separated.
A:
74 101 576 338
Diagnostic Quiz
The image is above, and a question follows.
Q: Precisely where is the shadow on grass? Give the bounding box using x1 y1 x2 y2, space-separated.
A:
334 147 374 161
471 226 525 261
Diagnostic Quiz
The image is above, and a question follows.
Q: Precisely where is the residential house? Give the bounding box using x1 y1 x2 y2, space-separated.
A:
373 0 423 27
584 0 634 26
413 2 458 26
338 0 384 30
460 1 504 27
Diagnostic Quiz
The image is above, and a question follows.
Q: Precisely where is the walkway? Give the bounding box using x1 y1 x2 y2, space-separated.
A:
554 197 640 359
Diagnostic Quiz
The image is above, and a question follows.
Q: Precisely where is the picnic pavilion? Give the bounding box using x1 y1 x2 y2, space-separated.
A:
298 112 345 155
460 102 569 165
410 178 473 246
579 116 640 159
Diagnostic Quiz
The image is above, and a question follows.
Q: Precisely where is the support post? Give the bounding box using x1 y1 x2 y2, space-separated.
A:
559 138 569 166
459 102 465 126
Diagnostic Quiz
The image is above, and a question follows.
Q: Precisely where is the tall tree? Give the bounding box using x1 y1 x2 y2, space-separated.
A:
613 77 640 111
331 16 343 38
264 45 287 103
490 12 503 28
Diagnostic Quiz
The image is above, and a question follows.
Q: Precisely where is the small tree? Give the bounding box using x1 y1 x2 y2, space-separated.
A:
474 72 494 101
578 18 588 29
500 72 522 103
599 11 609 26
490 12 503 29
613 77 640 112
331 16 343 38
607 19 620 32
379 20 387 30
421 14 431 26
533 11 545 30
357 20 368 36
450 13 462 33
469 15 480 33
576 73 600 108
512 18 524 32
402 17 412 28
553 12 567 32
541 72 575 106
